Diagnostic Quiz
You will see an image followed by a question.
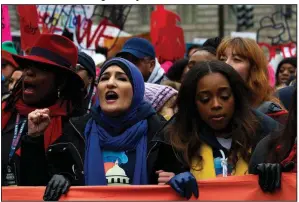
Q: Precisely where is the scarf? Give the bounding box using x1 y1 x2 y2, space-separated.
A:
2 99 68 155
191 143 248 180
147 59 165 84
84 58 156 185
190 123 248 180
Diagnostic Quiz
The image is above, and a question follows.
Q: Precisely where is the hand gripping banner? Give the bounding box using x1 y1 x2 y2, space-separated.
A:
2 173 296 201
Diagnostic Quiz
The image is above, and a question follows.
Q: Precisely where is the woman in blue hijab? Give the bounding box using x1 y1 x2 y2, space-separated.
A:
43 58 167 200
84 57 161 185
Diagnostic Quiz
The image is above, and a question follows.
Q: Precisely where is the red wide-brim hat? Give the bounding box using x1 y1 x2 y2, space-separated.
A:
12 33 85 90
2 50 19 67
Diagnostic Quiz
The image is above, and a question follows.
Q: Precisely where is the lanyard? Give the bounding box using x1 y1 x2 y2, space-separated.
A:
219 149 228 177
9 114 27 161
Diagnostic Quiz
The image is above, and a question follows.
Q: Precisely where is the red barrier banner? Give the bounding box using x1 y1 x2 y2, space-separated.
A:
2 173 296 201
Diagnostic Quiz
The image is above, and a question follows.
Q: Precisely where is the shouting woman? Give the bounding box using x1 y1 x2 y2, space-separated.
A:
1 34 85 193
39 57 167 200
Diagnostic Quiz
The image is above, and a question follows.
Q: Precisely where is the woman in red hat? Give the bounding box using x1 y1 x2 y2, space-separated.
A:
1 41 19 79
1 34 86 193
1 41 19 99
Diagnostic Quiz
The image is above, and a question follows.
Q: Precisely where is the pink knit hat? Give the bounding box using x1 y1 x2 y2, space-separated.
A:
144 83 178 112
161 61 173 73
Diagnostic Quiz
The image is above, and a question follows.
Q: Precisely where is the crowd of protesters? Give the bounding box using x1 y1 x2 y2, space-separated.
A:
1 32 297 201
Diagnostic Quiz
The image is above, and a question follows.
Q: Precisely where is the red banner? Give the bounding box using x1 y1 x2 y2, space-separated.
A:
258 42 297 62
2 5 12 42
2 173 296 201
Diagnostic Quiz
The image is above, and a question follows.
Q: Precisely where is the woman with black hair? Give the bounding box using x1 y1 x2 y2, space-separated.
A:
249 88 297 193
1 34 85 190
275 57 297 90
153 61 280 199
165 58 189 83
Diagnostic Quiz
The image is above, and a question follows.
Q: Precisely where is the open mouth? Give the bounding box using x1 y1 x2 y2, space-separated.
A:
23 81 36 94
105 91 119 102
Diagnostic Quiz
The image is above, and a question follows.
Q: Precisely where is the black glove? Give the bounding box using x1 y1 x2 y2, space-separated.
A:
43 174 71 201
255 162 294 193
167 172 199 200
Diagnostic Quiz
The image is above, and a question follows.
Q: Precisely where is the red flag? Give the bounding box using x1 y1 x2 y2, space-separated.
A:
17 5 40 52
150 5 185 63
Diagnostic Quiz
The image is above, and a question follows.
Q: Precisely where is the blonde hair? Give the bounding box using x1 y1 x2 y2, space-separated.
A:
217 37 282 108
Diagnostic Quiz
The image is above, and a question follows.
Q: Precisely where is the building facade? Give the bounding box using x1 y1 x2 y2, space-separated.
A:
8 5 297 43
123 5 297 43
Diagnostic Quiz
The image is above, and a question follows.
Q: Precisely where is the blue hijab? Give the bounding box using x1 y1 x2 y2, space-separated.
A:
84 58 155 185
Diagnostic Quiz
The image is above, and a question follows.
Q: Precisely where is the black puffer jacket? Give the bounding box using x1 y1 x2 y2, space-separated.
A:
256 101 288 125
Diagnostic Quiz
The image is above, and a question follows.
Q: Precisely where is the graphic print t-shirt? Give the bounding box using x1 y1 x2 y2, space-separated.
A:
103 149 136 185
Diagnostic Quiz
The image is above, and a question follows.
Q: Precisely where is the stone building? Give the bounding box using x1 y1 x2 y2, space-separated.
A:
123 5 297 43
